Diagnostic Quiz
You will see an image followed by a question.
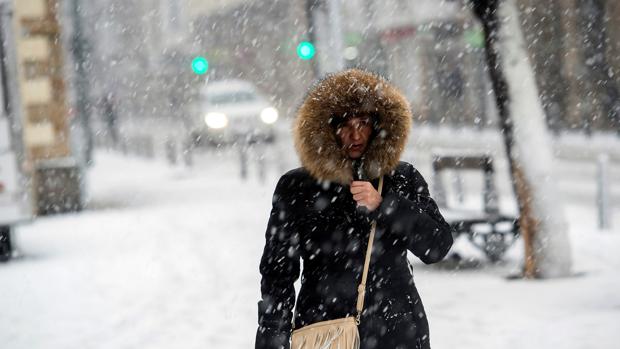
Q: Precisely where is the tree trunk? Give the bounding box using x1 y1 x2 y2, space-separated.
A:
472 0 573 278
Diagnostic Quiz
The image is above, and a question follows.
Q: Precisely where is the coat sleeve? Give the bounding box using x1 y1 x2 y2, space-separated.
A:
255 174 301 349
372 165 454 264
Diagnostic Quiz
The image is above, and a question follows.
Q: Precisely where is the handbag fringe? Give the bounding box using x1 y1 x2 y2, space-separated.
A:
291 317 360 349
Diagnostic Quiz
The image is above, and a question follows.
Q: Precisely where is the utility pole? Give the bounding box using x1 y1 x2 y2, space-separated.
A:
304 0 321 78
70 0 94 165
304 0 344 76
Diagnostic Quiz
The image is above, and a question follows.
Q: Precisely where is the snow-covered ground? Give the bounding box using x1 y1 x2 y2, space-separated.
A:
1 144 619 349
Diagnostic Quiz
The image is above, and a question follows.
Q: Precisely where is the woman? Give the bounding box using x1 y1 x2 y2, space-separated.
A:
255 69 454 349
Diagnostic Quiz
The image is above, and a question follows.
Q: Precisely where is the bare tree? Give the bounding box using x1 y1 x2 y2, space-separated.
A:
471 0 572 278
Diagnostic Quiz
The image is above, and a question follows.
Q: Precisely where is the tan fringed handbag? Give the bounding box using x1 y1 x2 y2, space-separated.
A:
290 176 384 349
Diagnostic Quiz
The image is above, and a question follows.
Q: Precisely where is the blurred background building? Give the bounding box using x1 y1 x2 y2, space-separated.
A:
75 0 620 139
518 0 620 133
11 0 88 215
2 0 620 219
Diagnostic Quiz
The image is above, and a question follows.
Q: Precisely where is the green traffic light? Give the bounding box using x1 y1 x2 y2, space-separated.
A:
191 56 209 75
296 42 315 60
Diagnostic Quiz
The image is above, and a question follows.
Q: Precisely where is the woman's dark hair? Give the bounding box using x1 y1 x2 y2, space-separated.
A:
329 112 381 133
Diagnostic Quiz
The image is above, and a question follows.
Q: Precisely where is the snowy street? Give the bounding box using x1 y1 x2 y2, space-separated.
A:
2 0 620 348
2 146 619 349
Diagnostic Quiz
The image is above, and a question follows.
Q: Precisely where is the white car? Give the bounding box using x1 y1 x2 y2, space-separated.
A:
190 79 278 146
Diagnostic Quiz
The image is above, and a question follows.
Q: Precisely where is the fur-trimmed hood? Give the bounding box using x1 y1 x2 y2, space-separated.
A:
293 69 412 185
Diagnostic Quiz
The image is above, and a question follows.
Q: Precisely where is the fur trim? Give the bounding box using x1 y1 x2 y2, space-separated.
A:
293 69 412 185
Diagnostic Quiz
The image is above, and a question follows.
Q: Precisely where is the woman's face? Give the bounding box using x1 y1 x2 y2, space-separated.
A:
335 115 373 159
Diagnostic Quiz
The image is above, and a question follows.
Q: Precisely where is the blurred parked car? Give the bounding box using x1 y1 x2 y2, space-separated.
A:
431 152 520 262
189 79 279 146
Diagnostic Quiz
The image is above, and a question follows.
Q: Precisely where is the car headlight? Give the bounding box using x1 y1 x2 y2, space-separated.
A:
260 107 278 124
205 112 228 129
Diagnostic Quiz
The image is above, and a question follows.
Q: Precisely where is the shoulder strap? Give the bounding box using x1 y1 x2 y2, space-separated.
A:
355 175 383 325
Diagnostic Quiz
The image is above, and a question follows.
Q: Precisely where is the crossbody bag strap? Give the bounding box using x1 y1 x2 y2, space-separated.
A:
355 175 384 325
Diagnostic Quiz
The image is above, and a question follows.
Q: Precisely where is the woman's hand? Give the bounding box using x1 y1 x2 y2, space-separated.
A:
350 181 382 211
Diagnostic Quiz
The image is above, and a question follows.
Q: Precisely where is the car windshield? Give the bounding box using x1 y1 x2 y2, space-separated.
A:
207 91 256 105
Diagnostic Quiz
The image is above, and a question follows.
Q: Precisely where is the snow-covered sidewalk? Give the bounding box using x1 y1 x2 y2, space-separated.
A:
1 150 619 349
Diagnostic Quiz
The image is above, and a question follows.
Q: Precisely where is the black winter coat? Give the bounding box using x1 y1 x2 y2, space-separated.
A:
255 161 454 349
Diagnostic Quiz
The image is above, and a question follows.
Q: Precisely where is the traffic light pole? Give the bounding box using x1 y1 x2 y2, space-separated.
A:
304 0 321 77
71 0 94 165
304 0 344 76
